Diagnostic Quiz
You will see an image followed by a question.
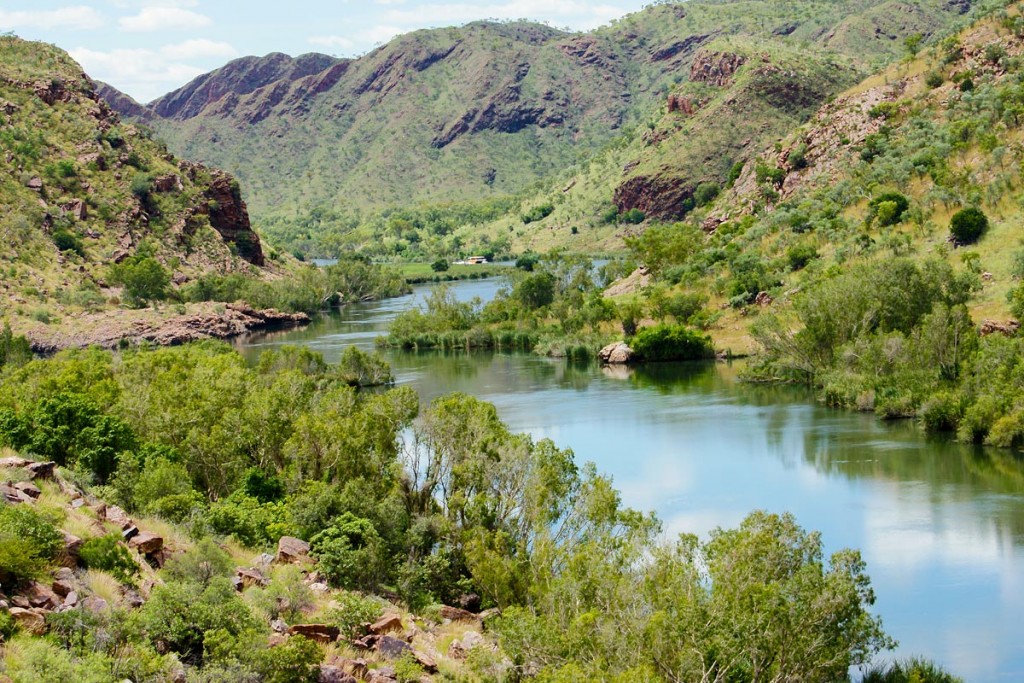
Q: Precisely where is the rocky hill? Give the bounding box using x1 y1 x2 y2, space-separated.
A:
100 0 993 257
0 37 318 348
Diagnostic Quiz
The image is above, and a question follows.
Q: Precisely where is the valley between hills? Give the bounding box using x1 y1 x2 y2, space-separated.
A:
3 0 1024 681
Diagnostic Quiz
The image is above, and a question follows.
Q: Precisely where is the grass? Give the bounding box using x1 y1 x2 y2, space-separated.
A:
396 262 513 283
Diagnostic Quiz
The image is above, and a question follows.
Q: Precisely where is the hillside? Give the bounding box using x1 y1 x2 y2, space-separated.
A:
100 0 992 258
0 37 299 344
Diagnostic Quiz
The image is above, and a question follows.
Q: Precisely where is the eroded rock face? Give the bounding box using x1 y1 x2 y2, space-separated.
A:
690 50 747 86
199 169 265 266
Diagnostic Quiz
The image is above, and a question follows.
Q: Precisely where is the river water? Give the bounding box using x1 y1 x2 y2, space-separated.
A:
237 277 1024 682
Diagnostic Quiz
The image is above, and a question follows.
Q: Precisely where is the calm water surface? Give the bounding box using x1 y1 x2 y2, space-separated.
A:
238 278 1024 682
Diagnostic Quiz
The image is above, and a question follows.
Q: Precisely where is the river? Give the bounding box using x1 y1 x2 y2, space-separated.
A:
237 277 1024 682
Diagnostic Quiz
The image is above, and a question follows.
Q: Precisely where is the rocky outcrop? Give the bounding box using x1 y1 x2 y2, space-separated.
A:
690 50 747 86
276 536 311 564
613 174 695 220
599 342 635 365
178 163 265 266
94 81 152 120
26 303 309 353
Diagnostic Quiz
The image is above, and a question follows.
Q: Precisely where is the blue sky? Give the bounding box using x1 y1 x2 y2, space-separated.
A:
1 1 651 103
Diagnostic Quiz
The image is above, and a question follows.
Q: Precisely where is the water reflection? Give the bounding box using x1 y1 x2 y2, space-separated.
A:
238 279 1024 682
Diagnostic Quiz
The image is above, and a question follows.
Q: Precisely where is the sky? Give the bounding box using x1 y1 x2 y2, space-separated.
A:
0 0 651 103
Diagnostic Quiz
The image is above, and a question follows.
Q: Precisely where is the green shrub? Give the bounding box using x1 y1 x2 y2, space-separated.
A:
869 192 910 226
53 229 85 257
310 513 387 590
787 244 818 271
925 72 945 89
324 590 382 640
755 163 786 186
621 208 646 224
862 657 964 683
522 203 554 224
949 207 988 244
693 182 720 207
920 392 965 433
430 259 449 273
0 505 63 581
630 324 715 362
110 256 170 307
79 533 139 584
253 635 321 683
788 143 809 169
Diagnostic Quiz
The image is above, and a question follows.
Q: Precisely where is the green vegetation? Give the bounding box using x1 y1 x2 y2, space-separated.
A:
630 324 715 362
381 253 627 358
949 207 989 244
0 339 937 680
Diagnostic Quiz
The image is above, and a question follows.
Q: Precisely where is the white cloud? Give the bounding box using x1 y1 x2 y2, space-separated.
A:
384 0 622 31
160 38 236 59
0 6 104 31
71 38 237 102
309 35 356 50
366 24 406 45
118 6 211 31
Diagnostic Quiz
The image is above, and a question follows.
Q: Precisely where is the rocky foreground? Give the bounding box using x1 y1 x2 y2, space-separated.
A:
0 456 504 683
19 302 310 354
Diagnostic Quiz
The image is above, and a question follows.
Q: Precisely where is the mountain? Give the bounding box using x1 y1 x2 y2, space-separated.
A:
100 0 991 257
0 36 287 343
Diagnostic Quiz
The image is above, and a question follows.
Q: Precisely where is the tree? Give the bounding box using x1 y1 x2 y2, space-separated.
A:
513 272 556 310
112 256 170 307
431 258 449 273
949 207 988 244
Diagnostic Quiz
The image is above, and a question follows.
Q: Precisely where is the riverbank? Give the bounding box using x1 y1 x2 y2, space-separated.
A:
17 301 310 353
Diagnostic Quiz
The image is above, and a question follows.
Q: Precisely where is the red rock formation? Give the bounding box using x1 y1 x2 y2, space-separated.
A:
690 50 747 86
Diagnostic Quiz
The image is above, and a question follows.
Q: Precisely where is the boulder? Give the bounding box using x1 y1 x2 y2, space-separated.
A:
236 567 269 590
8 607 47 635
318 666 357 683
287 623 340 644
60 532 82 568
0 484 31 504
105 505 133 529
26 177 43 191
128 531 163 555
63 591 79 608
61 199 87 221
276 536 310 564
376 634 412 660
369 614 403 635
366 666 397 683
413 650 438 672
25 581 61 609
598 342 634 365
270 618 289 633
439 605 479 622
12 482 40 499
81 595 109 613
457 592 482 613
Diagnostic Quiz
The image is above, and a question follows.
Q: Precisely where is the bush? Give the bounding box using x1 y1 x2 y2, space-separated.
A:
755 163 786 186
430 259 449 273
621 208 646 224
630 324 715 362
521 203 554 224
53 230 85 256
111 256 170 307
869 192 909 226
79 533 139 584
949 207 988 244
925 72 945 88
253 635 321 683
693 182 720 207
310 513 387 590
0 505 63 581
325 590 383 640
787 244 818 271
